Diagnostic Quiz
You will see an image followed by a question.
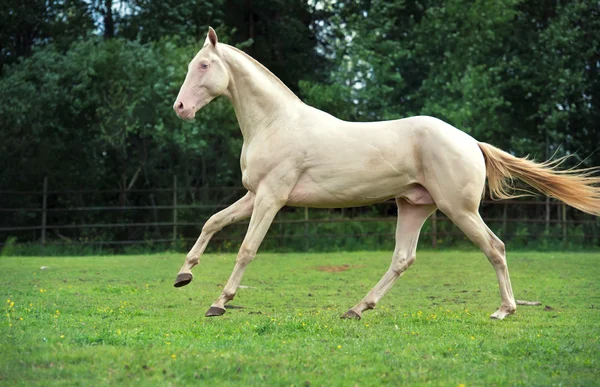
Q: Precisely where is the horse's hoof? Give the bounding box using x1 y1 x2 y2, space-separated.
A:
173 273 193 288
205 306 226 317
490 312 506 320
490 306 516 320
341 309 361 320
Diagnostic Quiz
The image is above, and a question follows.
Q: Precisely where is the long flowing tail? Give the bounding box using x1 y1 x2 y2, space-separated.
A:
477 142 600 216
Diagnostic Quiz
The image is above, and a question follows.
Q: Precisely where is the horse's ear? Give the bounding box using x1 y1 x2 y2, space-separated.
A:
206 26 218 47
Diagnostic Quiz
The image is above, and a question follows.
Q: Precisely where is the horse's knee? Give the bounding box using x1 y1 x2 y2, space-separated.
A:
202 217 220 234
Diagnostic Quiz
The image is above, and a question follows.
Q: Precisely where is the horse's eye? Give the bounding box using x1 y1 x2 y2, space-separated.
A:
200 63 209 70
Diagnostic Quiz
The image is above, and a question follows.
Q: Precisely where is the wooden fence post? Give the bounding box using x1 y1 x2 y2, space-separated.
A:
304 207 309 251
545 196 550 234
562 204 567 246
41 177 48 245
502 203 507 238
431 210 437 249
172 175 178 243
279 222 283 249
597 217 600 246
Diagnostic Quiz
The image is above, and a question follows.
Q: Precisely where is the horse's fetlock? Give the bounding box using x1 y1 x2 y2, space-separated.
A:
223 291 236 301
186 254 199 266
503 303 516 314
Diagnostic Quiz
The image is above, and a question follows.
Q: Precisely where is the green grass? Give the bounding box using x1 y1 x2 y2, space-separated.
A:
1 250 599 386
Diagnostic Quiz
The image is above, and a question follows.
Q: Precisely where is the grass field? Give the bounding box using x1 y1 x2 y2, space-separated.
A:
1 250 599 386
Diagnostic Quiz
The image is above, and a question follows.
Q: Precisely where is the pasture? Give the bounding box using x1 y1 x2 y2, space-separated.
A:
1 250 599 386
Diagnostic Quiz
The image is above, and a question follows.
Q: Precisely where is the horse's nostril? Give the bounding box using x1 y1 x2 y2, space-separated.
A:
173 101 184 112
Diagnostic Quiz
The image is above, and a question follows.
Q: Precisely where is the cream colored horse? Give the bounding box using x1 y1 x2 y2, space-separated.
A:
172 27 600 320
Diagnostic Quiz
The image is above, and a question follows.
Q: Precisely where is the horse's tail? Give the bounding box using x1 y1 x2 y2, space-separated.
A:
477 142 600 216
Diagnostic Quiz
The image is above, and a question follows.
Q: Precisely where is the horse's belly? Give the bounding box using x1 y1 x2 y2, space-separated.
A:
286 189 393 208
286 172 412 208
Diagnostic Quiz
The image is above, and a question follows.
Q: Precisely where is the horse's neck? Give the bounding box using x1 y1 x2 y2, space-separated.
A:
222 45 302 139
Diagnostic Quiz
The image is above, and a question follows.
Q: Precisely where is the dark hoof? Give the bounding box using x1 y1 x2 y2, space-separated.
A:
341 310 361 320
173 273 193 288
205 306 226 317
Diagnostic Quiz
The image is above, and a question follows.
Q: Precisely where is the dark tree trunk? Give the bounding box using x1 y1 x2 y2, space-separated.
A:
103 0 114 39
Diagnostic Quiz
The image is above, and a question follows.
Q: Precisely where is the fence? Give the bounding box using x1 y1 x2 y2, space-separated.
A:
1 176 599 251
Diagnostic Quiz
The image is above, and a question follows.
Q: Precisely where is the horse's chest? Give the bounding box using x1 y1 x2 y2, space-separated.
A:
239 147 282 192
240 154 256 192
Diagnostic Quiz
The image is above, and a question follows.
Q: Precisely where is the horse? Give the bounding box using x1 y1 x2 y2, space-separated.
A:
172 27 600 320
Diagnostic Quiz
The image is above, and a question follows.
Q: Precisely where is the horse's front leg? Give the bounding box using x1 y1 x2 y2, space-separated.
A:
174 192 255 287
205 191 285 317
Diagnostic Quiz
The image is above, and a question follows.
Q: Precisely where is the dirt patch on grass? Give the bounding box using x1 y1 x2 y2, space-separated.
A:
313 264 362 273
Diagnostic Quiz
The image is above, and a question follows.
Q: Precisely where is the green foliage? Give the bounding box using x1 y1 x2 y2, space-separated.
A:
120 0 226 43
1 251 599 385
306 0 599 165
1 0 599 249
0 37 243 190
0 0 94 72
223 0 331 92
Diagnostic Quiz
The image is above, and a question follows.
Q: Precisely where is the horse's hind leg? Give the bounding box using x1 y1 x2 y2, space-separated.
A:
444 209 516 319
342 198 436 319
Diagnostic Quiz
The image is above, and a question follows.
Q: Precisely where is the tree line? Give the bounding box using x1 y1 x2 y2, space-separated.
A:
1 0 598 249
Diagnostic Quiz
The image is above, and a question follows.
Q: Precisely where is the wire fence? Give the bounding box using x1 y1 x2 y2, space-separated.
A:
1 176 599 251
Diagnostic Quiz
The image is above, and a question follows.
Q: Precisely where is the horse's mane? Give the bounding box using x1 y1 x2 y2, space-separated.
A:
221 44 302 102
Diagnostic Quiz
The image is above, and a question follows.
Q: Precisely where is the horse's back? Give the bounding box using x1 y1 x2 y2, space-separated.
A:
287 110 487 208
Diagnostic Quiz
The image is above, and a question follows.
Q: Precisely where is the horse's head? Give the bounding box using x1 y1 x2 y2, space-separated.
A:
173 27 229 121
